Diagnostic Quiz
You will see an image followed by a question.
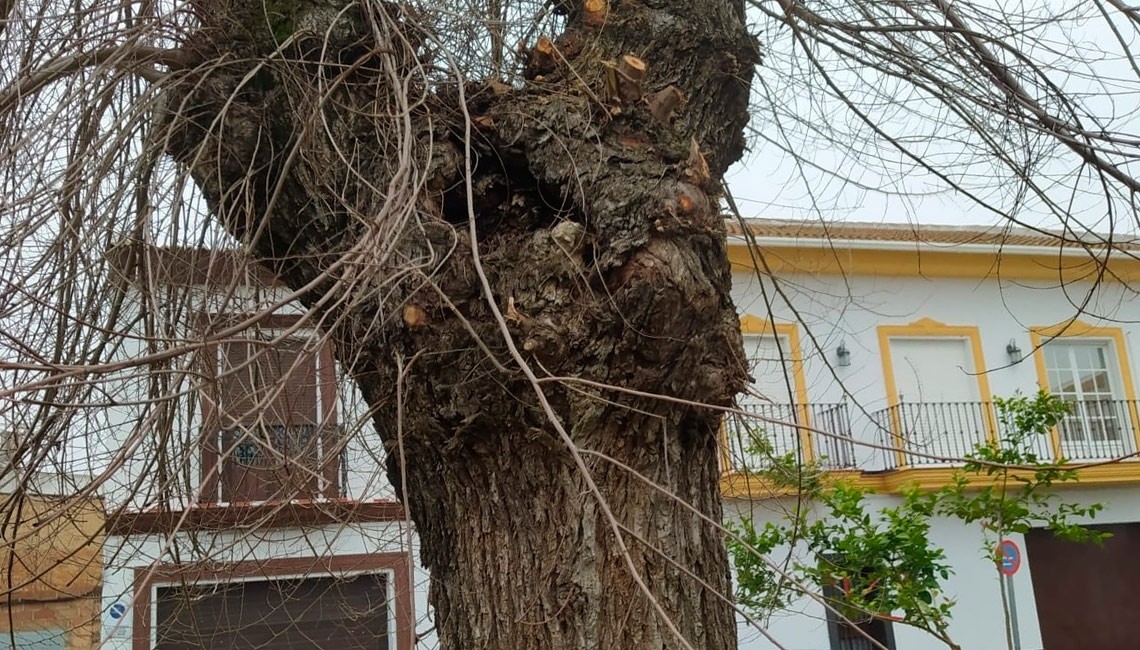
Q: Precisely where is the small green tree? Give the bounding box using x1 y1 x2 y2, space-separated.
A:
728 474 959 647
728 391 1109 650
935 391 1109 649
937 392 1108 543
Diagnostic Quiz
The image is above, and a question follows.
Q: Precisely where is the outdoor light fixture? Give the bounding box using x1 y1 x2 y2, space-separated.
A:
836 342 852 367
1006 339 1023 363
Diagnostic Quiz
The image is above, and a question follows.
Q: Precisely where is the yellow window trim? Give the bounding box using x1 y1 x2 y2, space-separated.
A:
728 244 1140 283
732 315 814 464
1029 320 1140 458
877 318 996 467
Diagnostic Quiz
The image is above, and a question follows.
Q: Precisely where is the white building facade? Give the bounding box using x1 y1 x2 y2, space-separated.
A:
84 249 431 650
725 220 1140 650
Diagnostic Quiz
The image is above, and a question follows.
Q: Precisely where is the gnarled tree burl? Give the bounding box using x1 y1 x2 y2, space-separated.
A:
163 1 756 647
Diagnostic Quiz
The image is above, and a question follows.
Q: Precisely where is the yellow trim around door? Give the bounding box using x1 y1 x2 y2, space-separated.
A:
877 318 996 467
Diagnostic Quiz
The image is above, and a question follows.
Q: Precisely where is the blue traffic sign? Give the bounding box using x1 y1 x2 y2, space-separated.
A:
109 602 126 620
997 539 1021 576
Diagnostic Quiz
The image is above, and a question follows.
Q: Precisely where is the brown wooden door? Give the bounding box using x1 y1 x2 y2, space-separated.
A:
1026 523 1140 650
219 337 320 429
155 573 389 649
205 333 341 503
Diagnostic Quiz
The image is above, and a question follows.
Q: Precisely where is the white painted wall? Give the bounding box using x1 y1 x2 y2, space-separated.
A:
729 485 1140 650
51 279 420 649
727 495 1031 650
729 265 1140 649
731 268 1140 468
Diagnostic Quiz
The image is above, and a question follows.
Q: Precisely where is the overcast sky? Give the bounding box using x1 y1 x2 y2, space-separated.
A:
726 1 1140 235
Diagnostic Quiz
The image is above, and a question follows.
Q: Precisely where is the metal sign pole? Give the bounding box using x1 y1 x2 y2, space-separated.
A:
998 540 1024 650
1005 573 1022 650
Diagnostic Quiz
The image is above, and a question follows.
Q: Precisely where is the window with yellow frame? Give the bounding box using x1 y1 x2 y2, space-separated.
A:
1030 321 1140 461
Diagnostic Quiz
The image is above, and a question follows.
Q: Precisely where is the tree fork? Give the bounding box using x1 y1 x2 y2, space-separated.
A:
161 1 757 648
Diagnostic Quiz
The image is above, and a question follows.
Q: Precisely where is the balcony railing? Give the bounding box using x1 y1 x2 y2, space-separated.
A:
725 398 1140 476
811 403 858 469
872 399 1140 468
725 402 857 472
1055 399 1140 462
871 402 994 468
209 424 346 503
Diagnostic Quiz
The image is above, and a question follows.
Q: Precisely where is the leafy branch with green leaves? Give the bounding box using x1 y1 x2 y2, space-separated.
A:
727 391 1109 650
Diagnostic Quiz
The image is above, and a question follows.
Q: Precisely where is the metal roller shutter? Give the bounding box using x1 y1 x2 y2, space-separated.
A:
155 573 389 649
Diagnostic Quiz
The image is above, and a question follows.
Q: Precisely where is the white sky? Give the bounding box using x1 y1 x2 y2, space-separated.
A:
727 1 1140 234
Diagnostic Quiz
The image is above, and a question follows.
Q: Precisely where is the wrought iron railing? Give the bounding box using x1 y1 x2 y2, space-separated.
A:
871 401 994 468
1054 399 1140 462
213 424 345 503
872 399 1140 468
724 402 856 472
811 403 858 469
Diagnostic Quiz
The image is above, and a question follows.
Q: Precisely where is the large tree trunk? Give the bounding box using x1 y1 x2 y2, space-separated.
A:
162 1 757 647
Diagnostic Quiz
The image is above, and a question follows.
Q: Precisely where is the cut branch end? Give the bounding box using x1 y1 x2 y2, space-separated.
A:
648 85 686 124
616 54 647 104
584 0 608 27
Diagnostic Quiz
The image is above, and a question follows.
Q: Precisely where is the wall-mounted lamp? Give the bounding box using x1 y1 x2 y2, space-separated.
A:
1006 339 1023 363
836 342 852 367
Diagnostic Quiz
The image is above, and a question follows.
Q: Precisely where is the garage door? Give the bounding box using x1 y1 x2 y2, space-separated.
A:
155 573 389 649
1026 523 1140 650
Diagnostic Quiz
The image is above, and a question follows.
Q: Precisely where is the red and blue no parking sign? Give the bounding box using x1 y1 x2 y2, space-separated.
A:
997 539 1021 576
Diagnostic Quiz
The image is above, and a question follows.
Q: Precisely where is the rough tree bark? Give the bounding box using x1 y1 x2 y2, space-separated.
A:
162 0 757 647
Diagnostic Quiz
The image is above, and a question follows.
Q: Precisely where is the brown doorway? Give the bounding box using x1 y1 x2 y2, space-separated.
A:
1026 523 1140 650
